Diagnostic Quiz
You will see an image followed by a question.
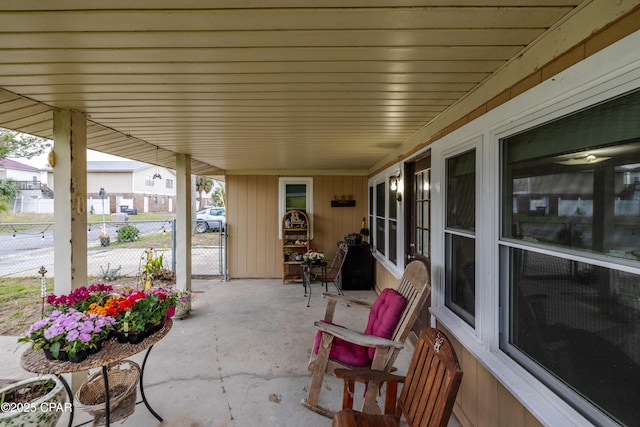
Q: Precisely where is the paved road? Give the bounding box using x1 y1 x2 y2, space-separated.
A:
0 245 224 279
0 220 224 279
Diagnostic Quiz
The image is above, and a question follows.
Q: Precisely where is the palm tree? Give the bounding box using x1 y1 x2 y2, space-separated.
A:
210 180 226 209
195 176 213 210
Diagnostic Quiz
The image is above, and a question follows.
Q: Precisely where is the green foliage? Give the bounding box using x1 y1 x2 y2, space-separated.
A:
195 175 214 210
0 179 19 199
143 252 164 280
210 181 226 209
0 129 51 159
0 179 19 211
98 263 122 281
116 224 140 242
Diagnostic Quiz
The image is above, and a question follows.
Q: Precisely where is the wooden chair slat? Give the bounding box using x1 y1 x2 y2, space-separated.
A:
333 327 463 427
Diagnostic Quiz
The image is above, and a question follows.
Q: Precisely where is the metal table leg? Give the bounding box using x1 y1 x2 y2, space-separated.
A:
139 345 163 422
57 374 74 427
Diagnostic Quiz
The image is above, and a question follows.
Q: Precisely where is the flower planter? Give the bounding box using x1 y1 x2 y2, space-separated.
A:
0 375 67 427
173 291 191 320
56 349 69 362
114 332 129 343
68 349 88 363
346 236 362 245
126 331 146 344
88 338 105 355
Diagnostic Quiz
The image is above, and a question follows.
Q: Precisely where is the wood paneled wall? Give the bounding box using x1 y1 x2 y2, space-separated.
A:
226 174 368 278
442 326 544 427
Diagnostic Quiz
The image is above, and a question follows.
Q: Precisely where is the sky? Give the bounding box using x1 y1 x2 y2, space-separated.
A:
19 149 130 169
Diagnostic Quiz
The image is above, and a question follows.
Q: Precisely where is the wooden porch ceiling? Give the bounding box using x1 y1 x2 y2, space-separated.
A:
0 1 586 176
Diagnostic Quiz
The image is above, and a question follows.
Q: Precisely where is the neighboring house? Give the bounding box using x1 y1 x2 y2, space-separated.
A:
0 157 43 184
46 160 177 214
0 158 52 213
86 161 176 214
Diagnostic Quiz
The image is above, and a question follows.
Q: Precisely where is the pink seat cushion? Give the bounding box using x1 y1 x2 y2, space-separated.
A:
363 288 406 360
313 288 406 366
313 321 371 366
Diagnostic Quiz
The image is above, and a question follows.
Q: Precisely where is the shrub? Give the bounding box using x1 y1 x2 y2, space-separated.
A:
117 224 140 242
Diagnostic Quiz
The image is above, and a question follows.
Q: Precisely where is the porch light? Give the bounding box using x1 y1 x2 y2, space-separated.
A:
390 174 402 202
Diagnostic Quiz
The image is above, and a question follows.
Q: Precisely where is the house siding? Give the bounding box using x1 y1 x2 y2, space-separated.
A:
226 174 368 279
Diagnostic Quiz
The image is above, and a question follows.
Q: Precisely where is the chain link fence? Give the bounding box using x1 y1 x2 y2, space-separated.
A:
0 220 226 284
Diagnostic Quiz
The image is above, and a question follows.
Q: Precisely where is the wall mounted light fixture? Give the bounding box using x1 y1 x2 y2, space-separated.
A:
390 176 398 191
390 174 402 202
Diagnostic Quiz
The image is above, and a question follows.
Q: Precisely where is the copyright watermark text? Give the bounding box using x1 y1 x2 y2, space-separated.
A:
1 401 73 413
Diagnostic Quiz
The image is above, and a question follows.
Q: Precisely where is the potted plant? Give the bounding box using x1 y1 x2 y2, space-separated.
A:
283 248 292 261
303 249 325 265
99 231 110 247
19 309 116 362
345 232 362 245
171 290 191 320
0 375 67 427
141 250 176 288
46 283 114 313
99 224 110 247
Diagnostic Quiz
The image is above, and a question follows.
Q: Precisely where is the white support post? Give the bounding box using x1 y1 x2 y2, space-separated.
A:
175 154 192 297
52 109 87 294
52 109 88 393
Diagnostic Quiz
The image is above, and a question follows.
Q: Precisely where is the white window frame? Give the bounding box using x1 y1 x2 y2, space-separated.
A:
443 144 480 328
427 31 640 427
278 177 313 239
368 165 404 278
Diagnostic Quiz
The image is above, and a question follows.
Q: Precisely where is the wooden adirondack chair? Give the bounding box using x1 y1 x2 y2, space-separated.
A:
302 261 430 418
332 327 463 427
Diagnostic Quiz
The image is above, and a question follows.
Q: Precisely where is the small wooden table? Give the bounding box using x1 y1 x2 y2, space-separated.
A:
21 319 172 427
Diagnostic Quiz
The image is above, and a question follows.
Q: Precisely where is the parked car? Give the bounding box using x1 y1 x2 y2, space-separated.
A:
195 207 226 233
119 206 138 215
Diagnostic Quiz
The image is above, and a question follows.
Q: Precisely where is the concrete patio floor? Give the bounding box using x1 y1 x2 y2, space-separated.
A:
1 278 462 427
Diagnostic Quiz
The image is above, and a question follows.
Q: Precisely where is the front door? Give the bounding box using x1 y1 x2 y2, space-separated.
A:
405 153 432 336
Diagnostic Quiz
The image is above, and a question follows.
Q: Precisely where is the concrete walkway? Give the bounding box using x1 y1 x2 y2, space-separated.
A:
1 278 460 427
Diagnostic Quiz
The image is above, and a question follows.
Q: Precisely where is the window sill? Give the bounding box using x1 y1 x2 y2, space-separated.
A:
430 306 594 427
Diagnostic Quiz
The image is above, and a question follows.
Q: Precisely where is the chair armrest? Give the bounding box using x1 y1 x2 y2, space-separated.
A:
333 368 405 384
334 368 405 415
314 321 404 350
322 293 372 322
322 293 372 309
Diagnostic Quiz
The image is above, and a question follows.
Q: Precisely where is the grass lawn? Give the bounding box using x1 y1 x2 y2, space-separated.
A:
0 278 53 336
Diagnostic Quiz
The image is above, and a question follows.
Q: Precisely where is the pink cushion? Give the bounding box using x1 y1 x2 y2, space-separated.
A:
313 288 406 366
364 288 406 360
313 321 370 366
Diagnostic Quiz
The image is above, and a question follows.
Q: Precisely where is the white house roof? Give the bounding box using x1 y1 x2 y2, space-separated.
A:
0 158 40 172
87 160 151 172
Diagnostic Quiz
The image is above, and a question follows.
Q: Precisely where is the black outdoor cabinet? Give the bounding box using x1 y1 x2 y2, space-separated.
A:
341 242 373 290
